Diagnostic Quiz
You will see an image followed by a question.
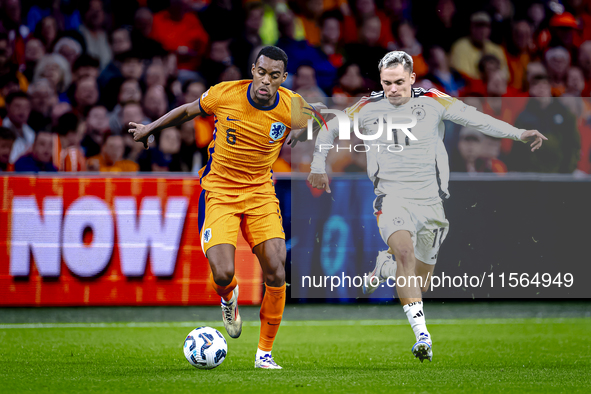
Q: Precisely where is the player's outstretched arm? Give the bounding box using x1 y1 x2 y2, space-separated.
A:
519 129 548 152
128 99 203 149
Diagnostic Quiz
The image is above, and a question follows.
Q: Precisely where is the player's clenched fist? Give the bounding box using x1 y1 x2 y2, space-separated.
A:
128 122 152 150
307 173 331 193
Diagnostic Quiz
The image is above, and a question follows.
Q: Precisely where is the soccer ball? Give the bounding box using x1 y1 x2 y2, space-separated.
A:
183 326 228 369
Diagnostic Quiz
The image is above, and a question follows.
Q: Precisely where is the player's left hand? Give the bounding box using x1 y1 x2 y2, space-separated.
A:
128 122 153 150
520 129 547 152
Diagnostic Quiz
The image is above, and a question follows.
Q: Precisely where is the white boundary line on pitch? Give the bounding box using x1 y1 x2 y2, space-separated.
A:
0 318 576 330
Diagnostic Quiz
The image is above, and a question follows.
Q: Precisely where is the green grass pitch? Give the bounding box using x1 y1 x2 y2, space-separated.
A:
1 317 590 393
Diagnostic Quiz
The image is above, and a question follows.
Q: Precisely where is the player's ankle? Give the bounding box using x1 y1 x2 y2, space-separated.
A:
256 348 272 359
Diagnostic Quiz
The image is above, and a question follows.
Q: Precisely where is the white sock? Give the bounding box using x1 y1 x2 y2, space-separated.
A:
256 348 271 359
403 301 429 341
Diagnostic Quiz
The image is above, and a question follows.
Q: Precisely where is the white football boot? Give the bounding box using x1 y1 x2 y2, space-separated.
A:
362 250 396 295
255 354 282 369
221 285 242 338
412 332 433 362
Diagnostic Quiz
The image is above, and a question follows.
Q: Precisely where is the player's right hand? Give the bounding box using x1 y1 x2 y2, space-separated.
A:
128 122 152 150
307 173 331 193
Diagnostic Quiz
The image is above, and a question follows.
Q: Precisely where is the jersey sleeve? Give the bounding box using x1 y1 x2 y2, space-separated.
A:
199 83 224 115
443 99 524 141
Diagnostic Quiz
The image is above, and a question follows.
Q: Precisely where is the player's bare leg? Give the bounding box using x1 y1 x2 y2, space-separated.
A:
253 237 286 369
207 244 242 339
415 259 436 293
388 231 433 362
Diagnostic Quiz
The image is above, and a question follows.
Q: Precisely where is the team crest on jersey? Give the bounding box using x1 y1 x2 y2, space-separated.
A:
393 217 404 226
411 105 426 121
269 122 286 141
203 228 212 243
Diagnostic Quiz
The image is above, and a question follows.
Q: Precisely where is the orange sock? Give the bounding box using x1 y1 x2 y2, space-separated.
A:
209 273 237 302
258 283 286 352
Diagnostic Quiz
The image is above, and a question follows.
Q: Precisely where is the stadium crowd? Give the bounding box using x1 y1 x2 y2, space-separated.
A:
0 0 590 174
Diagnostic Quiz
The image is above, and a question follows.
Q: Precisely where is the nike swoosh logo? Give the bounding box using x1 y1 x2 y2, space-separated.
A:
267 322 280 326
227 116 240 122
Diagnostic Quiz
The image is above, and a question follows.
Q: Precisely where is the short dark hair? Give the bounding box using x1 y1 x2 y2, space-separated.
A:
0 126 16 141
5 91 29 105
254 46 288 72
54 112 79 136
73 54 100 72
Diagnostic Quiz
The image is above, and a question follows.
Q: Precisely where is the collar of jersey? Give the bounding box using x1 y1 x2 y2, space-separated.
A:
247 83 280 111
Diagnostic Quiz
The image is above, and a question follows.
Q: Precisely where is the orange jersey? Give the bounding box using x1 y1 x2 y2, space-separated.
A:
198 80 310 195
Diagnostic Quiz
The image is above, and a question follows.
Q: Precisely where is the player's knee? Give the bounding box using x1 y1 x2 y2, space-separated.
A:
264 261 285 287
212 267 235 286
395 247 415 265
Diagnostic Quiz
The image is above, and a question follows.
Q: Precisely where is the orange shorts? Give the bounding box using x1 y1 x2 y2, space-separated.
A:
198 190 285 256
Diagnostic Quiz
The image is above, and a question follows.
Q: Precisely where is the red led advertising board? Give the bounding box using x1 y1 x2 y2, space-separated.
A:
0 175 263 306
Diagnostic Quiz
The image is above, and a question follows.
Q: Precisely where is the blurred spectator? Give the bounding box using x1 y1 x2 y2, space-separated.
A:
87 133 139 172
14 130 57 172
51 102 72 128
145 61 167 89
332 62 365 99
72 55 100 85
298 0 326 46
33 16 59 53
53 37 82 68
199 0 242 43
0 126 16 171
52 112 86 172
293 64 327 103
450 12 509 80
504 19 536 91
231 2 265 78
546 12 579 58
219 65 242 82
0 33 28 97
99 49 144 110
0 73 22 118
416 0 462 53
111 28 132 56
82 105 109 158
179 120 199 172
461 54 502 96
130 8 166 60
424 45 465 96
150 0 209 71
151 127 183 171
450 127 506 173
343 150 367 172
26 0 82 32
200 40 233 87
79 0 112 70
342 0 395 49
3 91 34 164
319 11 344 68
564 66 586 96
344 16 388 88
545 46 571 97
0 0 28 66
22 38 46 82
33 53 71 95
578 40 591 95
183 79 207 105
73 77 99 117
109 79 143 132
27 78 58 132
562 67 591 174
276 11 337 93
143 86 168 122
393 20 428 78
487 0 514 46
120 102 149 134
507 72 580 173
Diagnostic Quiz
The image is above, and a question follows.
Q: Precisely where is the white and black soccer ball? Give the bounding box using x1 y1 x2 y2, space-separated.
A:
183 326 228 369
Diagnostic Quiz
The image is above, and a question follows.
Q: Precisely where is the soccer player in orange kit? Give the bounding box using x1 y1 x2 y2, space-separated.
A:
129 46 315 369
